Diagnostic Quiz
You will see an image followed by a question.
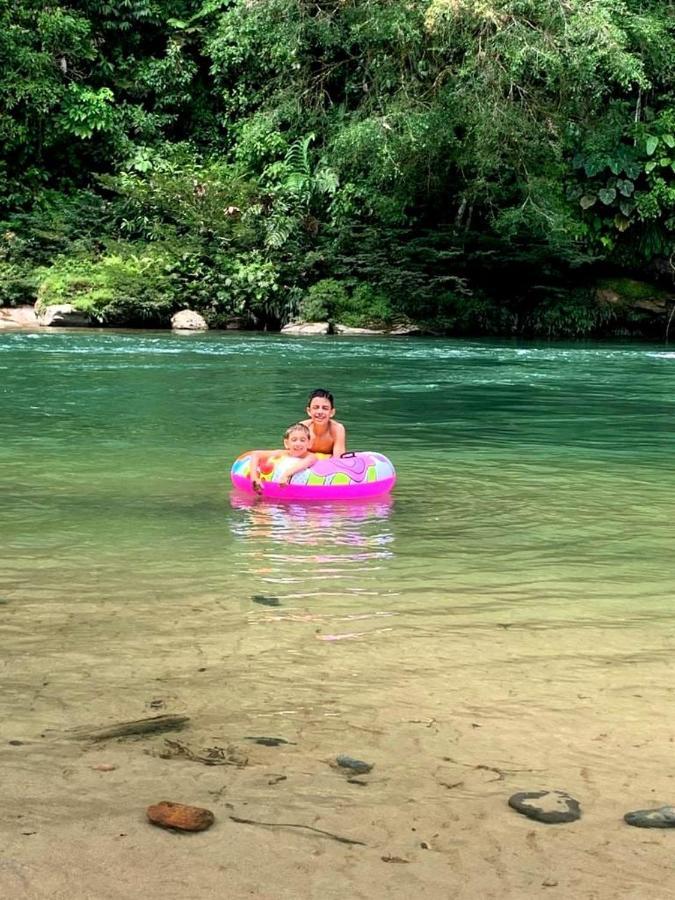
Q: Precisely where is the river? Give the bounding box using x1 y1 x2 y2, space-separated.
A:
1 329 674 899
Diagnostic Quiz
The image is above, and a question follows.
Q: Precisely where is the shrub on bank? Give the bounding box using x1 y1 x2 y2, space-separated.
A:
33 243 289 328
0 261 39 306
297 279 395 327
36 246 178 325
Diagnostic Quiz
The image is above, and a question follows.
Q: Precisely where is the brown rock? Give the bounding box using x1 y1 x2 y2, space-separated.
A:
147 801 215 832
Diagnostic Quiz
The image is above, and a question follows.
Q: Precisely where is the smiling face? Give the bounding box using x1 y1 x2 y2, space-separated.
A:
283 428 312 457
306 396 335 426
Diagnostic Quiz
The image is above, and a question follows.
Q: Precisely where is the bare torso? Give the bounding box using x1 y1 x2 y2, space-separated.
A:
301 418 345 455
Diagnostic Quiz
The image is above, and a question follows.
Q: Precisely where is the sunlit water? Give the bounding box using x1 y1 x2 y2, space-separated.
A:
1 330 674 895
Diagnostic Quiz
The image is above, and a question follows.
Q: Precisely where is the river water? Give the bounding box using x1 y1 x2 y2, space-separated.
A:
1 329 674 898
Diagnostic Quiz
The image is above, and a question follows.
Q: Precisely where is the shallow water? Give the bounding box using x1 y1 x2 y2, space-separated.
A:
1 330 674 897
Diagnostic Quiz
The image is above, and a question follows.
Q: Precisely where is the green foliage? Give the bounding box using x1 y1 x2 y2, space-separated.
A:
571 105 675 259
298 279 394 327
57 86 116 139
0 259 39 306
224 253 282 325
298 279 347 322
332 284 394 327
0 189 113 265
101 147 257 244
2 0 675 335
417 291 507 337
525 290 618 338
36 245 178 324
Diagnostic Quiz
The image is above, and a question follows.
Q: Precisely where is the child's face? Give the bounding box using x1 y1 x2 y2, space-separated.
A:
284 429 311 457
306 397 335 424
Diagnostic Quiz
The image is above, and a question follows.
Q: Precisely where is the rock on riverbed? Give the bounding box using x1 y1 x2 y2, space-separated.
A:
508 790 581 824
147 801 215 832
624 805 675 828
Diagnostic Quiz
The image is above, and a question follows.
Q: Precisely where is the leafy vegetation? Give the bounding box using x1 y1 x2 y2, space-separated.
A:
1 0 674 335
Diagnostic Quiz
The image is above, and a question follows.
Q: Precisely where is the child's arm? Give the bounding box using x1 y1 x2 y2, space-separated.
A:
248 452 262 493
249 449 282 492
279 453 318 484
331 422 347 457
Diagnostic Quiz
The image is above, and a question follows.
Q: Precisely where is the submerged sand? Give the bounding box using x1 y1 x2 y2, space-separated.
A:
2 595 674 900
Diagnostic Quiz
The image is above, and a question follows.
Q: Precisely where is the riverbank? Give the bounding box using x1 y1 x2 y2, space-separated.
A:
0 305 38 328
3 603 675 900
1 284 673 341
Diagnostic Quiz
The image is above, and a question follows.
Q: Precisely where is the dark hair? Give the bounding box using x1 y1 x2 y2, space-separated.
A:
307 388 334 406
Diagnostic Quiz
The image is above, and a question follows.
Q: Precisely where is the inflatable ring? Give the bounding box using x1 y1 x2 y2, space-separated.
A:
230 451 396 501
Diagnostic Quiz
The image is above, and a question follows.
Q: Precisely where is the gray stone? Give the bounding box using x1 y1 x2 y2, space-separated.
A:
252 594 281 607
224 317 245 330
389 323 421 336
281 321 330 335
171 309 208 331
624 805 675 828
333 323 386 335
335 754 373 774
508 790 581 824
35 303 92 327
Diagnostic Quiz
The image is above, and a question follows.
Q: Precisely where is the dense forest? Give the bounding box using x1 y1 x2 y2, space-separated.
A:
2 0 675 336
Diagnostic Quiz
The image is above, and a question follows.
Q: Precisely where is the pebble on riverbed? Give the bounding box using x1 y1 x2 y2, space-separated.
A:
624 805 675 828
508 790 581 824
147 801 215 832
334 754 373 775
252 594 281 607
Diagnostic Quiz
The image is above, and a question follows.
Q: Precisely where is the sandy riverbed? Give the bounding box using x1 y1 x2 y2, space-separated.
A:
2 601 675 900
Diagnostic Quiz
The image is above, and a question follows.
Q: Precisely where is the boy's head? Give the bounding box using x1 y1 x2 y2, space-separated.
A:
308 388 334 407
306 388 335 423
283 422 311 457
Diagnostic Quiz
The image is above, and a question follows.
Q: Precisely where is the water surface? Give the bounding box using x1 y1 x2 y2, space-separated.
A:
1 330 674 896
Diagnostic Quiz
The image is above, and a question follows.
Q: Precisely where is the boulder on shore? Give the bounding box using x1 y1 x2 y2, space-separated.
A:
281 321 330 335
0 306 38 328
35 303 93 327
595 278 671 316
171 309 208 331
333 323 386 335
390 323 421 336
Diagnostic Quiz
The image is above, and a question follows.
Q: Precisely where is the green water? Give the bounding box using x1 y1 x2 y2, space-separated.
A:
1 330 673 730
2 330 672 605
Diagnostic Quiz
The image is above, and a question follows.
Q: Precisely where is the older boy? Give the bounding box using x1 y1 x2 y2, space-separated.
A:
302 388 347 456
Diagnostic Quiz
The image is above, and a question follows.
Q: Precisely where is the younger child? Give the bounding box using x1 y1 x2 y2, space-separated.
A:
249 423 318 493
302 388 347 456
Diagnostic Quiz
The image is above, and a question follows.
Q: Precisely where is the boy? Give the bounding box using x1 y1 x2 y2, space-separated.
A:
302 388 347 456
249 423 317 493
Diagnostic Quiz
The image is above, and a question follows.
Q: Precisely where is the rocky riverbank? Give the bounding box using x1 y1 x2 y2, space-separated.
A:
2 275 673 338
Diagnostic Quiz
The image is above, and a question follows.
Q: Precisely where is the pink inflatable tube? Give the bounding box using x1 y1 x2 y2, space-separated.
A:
230 450 396 501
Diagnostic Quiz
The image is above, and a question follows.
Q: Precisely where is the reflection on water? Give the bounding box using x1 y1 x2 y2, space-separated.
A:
230 493 395 573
